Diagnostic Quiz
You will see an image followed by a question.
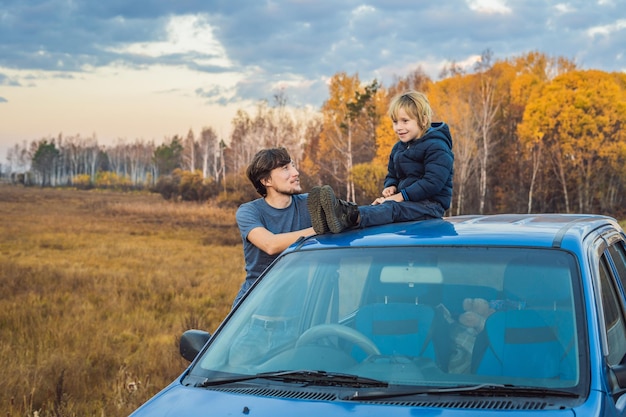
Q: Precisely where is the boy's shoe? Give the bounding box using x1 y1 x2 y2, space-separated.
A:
320 185 359 233
307 186 330 234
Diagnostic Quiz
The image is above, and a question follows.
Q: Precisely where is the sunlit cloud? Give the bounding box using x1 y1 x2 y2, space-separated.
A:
108 14 233 69
553 3 576 14
587 19 626 37
466 0 512 14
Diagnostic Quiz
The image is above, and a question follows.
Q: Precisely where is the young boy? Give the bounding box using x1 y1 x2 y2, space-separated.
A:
308 90 454 234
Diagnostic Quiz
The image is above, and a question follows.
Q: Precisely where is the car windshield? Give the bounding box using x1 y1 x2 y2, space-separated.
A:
189 246 583 391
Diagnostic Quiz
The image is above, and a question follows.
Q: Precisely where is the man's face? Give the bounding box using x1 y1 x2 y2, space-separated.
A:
265 161 302 195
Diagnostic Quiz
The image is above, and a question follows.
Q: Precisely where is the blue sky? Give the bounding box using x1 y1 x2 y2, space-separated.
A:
1 0 625 165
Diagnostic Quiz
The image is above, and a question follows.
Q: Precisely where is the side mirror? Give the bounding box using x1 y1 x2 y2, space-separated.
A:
179 329 211 362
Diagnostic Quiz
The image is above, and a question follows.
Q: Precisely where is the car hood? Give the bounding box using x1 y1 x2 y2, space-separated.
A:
129 381 578 417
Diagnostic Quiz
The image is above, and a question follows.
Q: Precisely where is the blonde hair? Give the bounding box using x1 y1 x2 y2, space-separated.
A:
388 91 433 129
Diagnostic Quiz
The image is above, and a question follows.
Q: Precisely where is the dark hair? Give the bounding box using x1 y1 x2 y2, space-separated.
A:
246 147 292 196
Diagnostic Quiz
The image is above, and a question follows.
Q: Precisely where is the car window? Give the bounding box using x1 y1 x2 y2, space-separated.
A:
190 246 583 392
608 242 626 296
599 254 626 365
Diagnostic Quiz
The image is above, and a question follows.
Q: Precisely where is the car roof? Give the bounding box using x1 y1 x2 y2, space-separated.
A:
293 213 620 252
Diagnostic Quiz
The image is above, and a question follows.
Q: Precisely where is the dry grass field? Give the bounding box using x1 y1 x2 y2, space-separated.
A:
0 184 244 416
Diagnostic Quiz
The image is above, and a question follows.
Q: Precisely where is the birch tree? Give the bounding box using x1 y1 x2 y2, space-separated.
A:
199 126 219 181
471 50 501 214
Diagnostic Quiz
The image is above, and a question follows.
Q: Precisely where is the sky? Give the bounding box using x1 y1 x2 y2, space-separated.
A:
1 0 625 167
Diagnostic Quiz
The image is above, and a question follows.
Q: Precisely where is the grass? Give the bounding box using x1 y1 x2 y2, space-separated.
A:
4 185 625 416
0 184 244 416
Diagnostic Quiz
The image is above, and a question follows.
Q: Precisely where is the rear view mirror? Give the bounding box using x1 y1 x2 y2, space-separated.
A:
380 266 443 284
179 329 211 362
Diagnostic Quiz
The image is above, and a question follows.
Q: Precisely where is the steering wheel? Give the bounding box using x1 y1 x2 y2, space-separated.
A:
295 324 380 356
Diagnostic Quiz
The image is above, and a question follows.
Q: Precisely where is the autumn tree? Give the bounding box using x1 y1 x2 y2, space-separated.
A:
262 91 304 162
351 162 387 203
228 109 255 177
518 70 626 213
199 126 220 182
429 75 478 215
228 94 306 173
317 73 380 201
6 141 32 182
31 139 60 186
127 140 156 185
507 52 576 212
299 113 324 189
470 50 502 214
182 128 198 173
153 136 183 177
373 113 396 168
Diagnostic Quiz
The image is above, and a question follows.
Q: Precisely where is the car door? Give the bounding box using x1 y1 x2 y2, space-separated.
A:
597 232 626 414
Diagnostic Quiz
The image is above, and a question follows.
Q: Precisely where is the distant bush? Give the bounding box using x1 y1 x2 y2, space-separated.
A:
153 175 178 200
153 169 220 202
213 173 258 207
95 171 134 191
178 170 219 202
215 190 248 208
72 174 93 190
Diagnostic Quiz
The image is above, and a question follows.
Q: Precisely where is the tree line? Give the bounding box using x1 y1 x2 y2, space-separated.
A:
4 50 626 216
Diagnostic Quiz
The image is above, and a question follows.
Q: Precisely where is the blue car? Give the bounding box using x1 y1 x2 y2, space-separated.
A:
130 214 626 416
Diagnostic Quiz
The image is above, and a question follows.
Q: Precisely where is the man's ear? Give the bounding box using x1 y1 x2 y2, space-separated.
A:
261 176 272 188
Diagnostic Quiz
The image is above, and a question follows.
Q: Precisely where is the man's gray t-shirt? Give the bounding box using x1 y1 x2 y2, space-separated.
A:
236 194 311 283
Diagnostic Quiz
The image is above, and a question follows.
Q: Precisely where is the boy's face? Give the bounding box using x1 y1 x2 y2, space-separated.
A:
264 161 302 196
392 108 422 143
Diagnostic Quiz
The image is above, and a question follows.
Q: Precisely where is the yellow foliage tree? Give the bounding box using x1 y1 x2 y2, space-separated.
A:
351 162 388 204
429 75 478 215
518 70 626 212
373 116 396 167
317 73 381 201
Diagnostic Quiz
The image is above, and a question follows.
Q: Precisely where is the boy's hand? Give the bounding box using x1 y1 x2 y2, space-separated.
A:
372 196 386 205
372 192 404 205
382 186 397 197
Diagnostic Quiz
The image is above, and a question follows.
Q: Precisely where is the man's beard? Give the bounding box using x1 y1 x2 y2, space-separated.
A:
276 181 302 196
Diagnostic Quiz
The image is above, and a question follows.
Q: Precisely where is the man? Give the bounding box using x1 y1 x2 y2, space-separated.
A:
233 147 315 307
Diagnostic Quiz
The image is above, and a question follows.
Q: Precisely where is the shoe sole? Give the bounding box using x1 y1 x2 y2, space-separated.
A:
320 185 344 233
307 187 329 234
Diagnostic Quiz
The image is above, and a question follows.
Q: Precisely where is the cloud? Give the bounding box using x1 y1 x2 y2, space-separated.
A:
466 0 512 14
0 73 21 86
107 14 233 70
0 97 7 103
0 0 624 135
587 18 626 37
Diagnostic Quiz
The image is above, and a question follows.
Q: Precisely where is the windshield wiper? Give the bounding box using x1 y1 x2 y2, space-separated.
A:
343 383 579 401
197 370 388 388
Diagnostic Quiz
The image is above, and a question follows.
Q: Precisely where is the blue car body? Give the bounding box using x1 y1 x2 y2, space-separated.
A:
130 214 626 416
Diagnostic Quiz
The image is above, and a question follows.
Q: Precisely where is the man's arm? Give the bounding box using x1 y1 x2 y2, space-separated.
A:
247 226 316 256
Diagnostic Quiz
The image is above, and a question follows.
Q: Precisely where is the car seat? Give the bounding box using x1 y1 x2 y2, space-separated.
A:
474 309 565 378
473 256 577 380
353 303 436 362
